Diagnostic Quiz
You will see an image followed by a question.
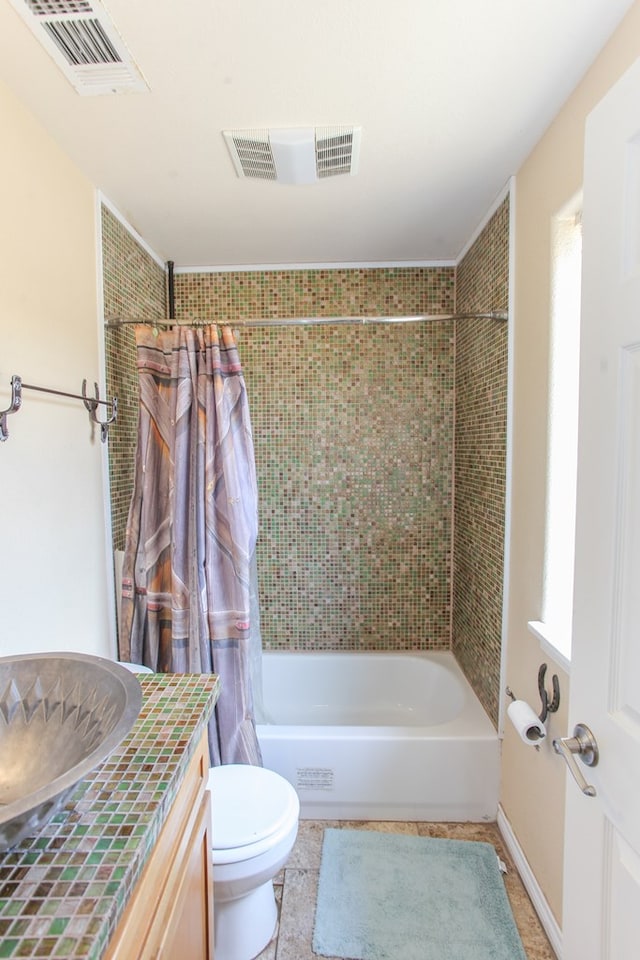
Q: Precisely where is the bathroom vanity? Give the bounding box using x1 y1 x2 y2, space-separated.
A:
0 673 219 960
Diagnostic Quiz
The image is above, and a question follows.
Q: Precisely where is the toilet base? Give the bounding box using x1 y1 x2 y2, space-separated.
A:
214 878 278 960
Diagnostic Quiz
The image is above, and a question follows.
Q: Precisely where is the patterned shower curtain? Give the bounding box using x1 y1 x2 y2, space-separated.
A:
119 323 262 765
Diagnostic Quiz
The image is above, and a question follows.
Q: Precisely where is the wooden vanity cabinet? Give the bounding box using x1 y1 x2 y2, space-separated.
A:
104 728 214 960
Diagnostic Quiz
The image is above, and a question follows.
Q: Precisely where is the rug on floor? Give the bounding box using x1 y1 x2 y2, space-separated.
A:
312 828 527 960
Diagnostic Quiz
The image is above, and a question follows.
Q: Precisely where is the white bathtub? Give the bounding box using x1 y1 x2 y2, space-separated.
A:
256 650 499 822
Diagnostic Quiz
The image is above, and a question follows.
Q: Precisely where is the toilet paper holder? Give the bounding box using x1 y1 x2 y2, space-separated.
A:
506 663 560 723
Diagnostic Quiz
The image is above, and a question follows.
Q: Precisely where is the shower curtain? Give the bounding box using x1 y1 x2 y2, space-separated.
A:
119 323 262 766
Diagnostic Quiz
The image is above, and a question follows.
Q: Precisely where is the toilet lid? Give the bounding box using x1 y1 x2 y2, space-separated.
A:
208 764 298 850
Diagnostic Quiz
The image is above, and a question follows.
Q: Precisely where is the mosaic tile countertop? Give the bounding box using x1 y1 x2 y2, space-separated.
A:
0 674 219 960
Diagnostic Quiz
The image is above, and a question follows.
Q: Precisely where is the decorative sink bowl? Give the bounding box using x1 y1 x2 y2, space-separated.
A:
0 652 143 851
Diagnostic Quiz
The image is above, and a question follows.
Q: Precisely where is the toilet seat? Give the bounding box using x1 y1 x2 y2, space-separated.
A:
208 765 299 859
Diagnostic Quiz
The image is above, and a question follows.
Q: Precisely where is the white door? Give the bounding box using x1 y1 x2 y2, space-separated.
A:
561 57 640 959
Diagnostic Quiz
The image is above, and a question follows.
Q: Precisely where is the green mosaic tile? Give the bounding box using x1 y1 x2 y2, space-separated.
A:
453 196 509 727
0 675 218 959
102 205 166 556
101 201 508 722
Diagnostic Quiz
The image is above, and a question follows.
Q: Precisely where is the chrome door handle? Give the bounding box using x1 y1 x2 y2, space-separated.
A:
552 723 599 797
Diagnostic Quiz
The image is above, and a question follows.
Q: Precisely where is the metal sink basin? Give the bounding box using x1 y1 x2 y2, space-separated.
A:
0 652 143 851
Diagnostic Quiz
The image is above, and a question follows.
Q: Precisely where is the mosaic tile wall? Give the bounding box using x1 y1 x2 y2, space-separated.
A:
102 206 166 550
453 196 510 725
176 268 454 320
175 269 456 650
101 209 509 709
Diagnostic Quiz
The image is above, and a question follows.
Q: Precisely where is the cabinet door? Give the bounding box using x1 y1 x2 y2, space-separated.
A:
104 731 213 960
153 790 214 959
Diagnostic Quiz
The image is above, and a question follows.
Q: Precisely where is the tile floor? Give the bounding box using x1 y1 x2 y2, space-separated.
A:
258 819 557 960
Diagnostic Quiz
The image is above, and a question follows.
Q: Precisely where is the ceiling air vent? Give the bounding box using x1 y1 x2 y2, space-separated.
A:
223 126 361 185
316 127 360 179
224 130 277 181
9 0 148 95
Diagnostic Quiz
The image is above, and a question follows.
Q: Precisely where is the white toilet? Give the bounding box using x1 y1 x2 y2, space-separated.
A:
208 764 300 960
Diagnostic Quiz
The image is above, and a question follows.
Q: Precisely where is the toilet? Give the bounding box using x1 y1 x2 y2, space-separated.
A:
208 764 300 960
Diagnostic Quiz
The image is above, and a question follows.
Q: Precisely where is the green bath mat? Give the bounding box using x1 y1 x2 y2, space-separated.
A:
313 828 527 960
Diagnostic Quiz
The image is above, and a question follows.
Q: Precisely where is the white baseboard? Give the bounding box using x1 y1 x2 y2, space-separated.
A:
497 804 562 959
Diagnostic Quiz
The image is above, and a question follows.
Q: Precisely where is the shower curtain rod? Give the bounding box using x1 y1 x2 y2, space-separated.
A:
105 311 507 330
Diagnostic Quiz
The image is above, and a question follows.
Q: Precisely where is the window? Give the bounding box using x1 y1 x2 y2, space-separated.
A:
529 196 582 671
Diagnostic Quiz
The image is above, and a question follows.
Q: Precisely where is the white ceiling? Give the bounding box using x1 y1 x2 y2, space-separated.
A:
0 0 634 269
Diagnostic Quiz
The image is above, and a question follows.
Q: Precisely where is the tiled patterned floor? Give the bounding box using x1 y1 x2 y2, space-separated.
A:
259 820 557 960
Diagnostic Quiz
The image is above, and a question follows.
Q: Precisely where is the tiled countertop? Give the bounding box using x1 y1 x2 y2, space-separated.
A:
0 674 219 960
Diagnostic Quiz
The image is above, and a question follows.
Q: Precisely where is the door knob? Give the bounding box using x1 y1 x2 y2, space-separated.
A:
552 723 599 797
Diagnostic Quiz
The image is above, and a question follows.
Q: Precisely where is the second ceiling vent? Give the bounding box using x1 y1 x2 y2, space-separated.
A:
223 126 362 185
9 0 148 94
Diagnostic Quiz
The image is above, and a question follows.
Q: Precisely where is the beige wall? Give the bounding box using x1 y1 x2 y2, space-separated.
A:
0 77 113 659
503 0 640 926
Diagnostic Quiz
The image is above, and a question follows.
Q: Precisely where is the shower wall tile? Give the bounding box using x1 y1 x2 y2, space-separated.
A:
175 269 455 651
175 267 455 321
102 218 509 715
453 196 510 726
102 205 166 551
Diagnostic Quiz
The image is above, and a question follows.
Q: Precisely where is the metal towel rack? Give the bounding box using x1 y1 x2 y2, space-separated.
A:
0 374 117 443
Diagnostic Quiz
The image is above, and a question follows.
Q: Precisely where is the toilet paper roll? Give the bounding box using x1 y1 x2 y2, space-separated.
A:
507 699 546 744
